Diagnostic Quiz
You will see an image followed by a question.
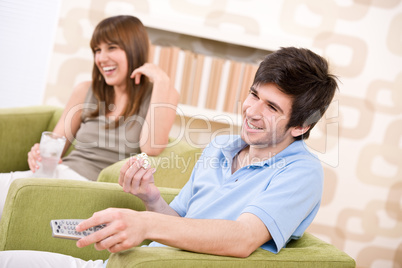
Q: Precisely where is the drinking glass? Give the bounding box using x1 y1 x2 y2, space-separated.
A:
35 131 66 178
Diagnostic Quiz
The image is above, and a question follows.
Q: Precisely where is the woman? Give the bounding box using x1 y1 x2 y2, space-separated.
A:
0 15 179 217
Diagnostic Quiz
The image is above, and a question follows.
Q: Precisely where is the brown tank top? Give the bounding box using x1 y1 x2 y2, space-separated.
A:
62 86 152 181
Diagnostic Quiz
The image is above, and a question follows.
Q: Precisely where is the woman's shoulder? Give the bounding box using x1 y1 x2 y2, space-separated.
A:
73 81 92 95
70 81 93 103
62 81 92 110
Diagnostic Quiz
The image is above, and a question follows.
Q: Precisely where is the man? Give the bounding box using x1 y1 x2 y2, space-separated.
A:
0 47 338 267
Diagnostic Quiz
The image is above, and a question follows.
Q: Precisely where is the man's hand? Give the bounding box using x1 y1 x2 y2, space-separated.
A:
75 208 147 253
119 156 160 204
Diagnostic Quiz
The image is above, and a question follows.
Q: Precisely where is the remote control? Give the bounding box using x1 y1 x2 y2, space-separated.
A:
50 219 106 240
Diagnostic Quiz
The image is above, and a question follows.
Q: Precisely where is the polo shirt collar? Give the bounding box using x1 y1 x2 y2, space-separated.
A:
219 135 306 168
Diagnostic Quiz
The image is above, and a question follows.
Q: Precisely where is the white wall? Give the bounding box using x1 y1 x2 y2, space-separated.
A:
0 0 61 108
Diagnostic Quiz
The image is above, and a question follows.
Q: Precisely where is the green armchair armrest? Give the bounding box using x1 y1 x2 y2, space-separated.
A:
98 139 202 189
0 179 355 267
0 106 63 172
0 178 179 261
108 235 355 268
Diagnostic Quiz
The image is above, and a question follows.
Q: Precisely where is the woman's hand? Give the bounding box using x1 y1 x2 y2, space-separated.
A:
119 156 160 205
130 63 170 85
27 142 63 173
27 143 41 172
76 208 147 253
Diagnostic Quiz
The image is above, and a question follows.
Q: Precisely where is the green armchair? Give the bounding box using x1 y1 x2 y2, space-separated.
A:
0 106 355 267
1 179 355 267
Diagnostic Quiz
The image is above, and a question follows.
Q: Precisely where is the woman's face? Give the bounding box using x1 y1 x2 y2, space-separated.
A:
94 42 128 90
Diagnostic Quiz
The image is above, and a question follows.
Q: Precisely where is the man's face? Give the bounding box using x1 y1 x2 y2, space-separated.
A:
241 83 296 150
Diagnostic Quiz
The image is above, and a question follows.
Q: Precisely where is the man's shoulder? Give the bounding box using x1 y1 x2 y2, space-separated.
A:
276 140 323 173
282 140 320 160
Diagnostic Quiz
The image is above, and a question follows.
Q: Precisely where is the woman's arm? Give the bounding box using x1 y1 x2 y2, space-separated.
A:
27 81 91 171
131 63 179 156
53 81 91 156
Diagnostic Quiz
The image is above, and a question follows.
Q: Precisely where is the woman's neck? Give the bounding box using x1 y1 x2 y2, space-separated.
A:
107 89 128 117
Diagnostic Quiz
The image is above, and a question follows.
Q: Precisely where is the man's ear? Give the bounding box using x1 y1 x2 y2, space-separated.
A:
291 125 310 138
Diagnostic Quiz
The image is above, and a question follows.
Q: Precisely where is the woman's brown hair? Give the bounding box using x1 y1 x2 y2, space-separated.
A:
89 15 150 126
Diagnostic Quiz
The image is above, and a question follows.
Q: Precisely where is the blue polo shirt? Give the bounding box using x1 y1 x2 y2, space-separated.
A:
149 135 323 253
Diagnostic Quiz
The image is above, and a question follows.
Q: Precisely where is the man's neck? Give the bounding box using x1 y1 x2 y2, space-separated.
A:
232 138 295 174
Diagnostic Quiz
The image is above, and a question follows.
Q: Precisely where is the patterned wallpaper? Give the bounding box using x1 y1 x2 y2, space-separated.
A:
44 1 402 267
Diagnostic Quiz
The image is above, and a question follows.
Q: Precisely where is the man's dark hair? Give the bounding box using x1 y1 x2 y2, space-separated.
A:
252 47 339 140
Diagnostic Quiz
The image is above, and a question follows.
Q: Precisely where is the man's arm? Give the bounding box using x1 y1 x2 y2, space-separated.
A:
146 211 271 257
76 208 271 258
77 155 271 257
